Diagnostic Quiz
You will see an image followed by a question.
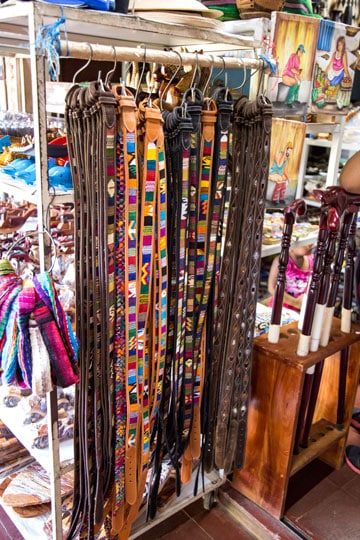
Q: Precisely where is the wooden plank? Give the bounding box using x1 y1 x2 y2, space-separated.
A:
290 419 345 476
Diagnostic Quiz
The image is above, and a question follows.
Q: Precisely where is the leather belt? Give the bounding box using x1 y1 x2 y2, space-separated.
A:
65 81 117 539
207 95 272 474
111 87 138 528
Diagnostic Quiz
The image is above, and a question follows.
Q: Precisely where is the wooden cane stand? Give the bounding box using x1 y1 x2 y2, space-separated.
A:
232 318 360 519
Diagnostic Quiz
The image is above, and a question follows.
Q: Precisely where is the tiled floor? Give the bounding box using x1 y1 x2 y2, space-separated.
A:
136 384 360 540
1 388 360 540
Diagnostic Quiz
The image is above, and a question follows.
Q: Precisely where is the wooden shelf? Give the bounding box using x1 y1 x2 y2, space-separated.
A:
290 418 345 477
130 469 225 539
0 1 255 53
261 230 318 258
0 172 74 205
0 400 74 475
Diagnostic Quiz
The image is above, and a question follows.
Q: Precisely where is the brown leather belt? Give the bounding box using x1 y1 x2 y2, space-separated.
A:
65 81 117 539
207 95 272 474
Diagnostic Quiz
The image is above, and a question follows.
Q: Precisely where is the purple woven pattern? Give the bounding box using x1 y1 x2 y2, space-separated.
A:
0 265 79 390
17 281 36 388
32 298 79 388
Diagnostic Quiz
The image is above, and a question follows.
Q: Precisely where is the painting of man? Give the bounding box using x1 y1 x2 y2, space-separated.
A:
282 45 306 108
265 12 320 116
266 118 306 208
268 141 294 203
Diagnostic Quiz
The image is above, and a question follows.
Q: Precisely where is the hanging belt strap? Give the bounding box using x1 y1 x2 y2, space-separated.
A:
227 97 269 470
147 103 193 519
111 88 139 526
97 84 118 520
181 98 217 480
65 84 89 540
171 88 203 484
232 96 272 469
151 117 168 425
213 96 272 472
189 89 233 478
204 95 248 473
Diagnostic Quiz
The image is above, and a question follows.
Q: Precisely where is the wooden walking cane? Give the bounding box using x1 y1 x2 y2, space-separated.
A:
293 196 330 451
268 198 306 344
337 207 358 429
320 202 358 348
310 201 340 352
298 205 341 448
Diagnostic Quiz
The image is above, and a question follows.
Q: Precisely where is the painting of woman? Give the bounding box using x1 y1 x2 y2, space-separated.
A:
323 36 350 90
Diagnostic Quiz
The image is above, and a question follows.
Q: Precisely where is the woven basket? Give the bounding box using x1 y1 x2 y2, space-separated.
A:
236 0 283 17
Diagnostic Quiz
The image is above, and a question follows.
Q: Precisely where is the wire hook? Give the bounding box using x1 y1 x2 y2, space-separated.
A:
203 54 214 97
105 45 117 88
231 57 247 91
159 49 183 110
214 55 226 86
135 43 147 103
72 43 93 84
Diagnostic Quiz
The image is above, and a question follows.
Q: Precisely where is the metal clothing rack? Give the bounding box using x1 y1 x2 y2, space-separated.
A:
0 3 265 538
58 40 265 70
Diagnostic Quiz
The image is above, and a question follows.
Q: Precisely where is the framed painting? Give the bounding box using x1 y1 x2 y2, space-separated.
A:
311 20 360 115
265 11 320 116
266 118 306 209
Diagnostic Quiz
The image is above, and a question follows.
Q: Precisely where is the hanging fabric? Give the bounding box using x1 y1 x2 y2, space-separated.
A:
0 258 79 391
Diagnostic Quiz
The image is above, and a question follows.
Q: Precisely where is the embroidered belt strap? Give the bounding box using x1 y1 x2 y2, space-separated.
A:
97 85 117 521
147 104 193 519
151 126 167 425
170 89 203 484
180 98 217 479
111 88 138 525
189 89 233 479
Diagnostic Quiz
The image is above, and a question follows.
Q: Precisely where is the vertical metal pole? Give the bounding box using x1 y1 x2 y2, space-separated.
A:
28 4 62 540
